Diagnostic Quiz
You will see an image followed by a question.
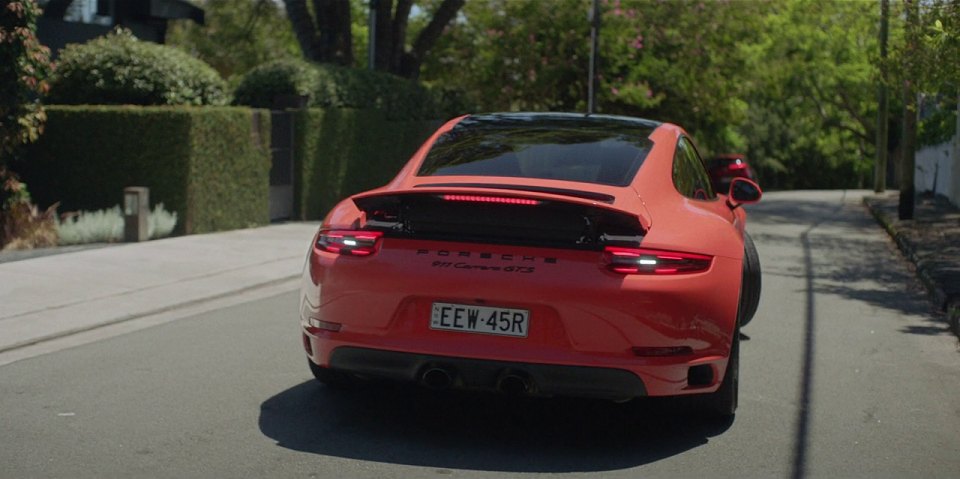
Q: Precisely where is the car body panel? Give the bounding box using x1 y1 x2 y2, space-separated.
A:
300 112 758 400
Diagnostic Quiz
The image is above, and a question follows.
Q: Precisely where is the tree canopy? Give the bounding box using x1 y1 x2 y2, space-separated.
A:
168 0 959 191
420 0 927 190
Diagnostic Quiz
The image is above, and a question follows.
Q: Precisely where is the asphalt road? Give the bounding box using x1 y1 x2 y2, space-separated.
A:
1 190 959 479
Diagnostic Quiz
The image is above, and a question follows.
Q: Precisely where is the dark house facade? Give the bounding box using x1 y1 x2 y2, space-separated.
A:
37 0 204 57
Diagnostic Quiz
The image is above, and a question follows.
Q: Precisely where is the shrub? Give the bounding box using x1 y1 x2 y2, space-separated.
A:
234 59 467 120
0 167 56 250
56 203 177 245
24 106 270 234
47 29 228 106
232 58 320 108
0 0 53 162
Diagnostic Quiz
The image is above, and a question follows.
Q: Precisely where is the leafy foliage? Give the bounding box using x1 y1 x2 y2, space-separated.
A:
424 0 883 189
48 29 228 106
166 0 301 80
234 58 468 119
56 203 177 245
738 0 880 189
0 167 56 250
0 0 53 164
912 0 960 149
233 58 321 108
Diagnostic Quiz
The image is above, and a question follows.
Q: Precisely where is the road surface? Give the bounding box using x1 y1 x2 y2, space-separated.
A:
1 190 958 478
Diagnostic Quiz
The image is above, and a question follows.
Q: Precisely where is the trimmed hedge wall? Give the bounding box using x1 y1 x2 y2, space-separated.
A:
294 108 440 220
24 106 270 234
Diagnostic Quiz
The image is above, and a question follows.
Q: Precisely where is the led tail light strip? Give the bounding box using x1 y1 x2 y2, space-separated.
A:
603 246 712 275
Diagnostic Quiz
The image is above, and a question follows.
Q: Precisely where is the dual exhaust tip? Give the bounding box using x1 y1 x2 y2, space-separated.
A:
420 366 533 395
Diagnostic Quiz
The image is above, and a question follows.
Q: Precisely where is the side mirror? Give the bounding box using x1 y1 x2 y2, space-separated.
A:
727 178 762 209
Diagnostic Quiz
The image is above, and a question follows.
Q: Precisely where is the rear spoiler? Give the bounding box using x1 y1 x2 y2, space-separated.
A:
352 188 648 249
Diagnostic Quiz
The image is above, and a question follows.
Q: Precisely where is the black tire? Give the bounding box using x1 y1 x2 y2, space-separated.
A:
704 328 739 417
739 232 762 327
308 359 352 388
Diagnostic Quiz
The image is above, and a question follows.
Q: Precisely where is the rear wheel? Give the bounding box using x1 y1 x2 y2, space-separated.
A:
740 232 761 327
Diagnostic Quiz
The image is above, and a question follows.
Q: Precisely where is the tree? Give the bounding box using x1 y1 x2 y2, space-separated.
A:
167 0 301 79
424 0 883 189
422 0 595 112
737 0 880 189
875 0 889 193
423 0 767 151
283 0 463 79
0 0 53 166
283 0 353 66
900 0 920 220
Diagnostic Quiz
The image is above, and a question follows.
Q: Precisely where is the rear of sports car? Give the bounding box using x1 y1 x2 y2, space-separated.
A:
299 113 746 413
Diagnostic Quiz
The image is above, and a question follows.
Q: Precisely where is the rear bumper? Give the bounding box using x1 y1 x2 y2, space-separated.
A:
300 237 741 397
326 346 647 400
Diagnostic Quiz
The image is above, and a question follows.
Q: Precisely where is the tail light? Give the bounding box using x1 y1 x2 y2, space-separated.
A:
316 230 383 256
603 247 712 274
726 160 748 171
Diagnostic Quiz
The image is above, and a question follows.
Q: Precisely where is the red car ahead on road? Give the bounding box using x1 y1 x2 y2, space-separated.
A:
300 113 762 417
706 154 757 195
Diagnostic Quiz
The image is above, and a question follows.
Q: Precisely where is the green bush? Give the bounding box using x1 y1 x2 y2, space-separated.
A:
48 29 228 106
232 59 320 108
919 107 958 148
56 203 177 245
23 106 270 234
234 59 467 120
293 108 440 219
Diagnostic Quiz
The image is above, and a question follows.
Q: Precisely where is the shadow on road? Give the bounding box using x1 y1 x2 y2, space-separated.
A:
259 381 731 472
750 197 934 322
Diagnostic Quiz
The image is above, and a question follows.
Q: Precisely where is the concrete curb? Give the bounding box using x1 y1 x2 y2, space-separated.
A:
864 196 959 341
0 275 298 355
949 300 960 339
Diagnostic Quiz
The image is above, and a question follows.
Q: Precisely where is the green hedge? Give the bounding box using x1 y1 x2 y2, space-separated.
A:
24 106 270 234
234 59 469 121
294 108 440 220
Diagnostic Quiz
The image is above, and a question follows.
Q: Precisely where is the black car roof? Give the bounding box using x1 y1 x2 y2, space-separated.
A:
460 112 662 130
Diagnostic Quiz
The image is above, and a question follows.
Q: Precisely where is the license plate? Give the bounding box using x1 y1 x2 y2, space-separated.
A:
430 302 529 338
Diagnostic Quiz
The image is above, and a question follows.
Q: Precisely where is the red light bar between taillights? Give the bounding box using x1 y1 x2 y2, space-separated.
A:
316 230 383 256
441 194 541 205
603 246 712 275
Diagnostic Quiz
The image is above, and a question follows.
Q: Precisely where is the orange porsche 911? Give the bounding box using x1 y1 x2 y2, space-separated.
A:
299 113 761 417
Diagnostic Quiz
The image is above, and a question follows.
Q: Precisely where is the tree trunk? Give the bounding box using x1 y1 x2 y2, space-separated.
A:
283 0 319 61
874 0 889 193
284 0 351 65
389 0 413 72
899 0 918 220
399 0 464 79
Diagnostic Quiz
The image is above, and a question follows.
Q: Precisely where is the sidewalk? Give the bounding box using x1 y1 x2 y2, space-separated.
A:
864 192 960 339
0 222 318 355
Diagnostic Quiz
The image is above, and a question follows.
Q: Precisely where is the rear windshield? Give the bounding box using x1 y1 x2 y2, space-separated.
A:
417 115 655 187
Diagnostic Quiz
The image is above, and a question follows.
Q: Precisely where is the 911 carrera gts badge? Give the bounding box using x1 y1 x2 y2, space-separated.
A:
431 261 535 273
415 249 558 264
417 249 557 273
